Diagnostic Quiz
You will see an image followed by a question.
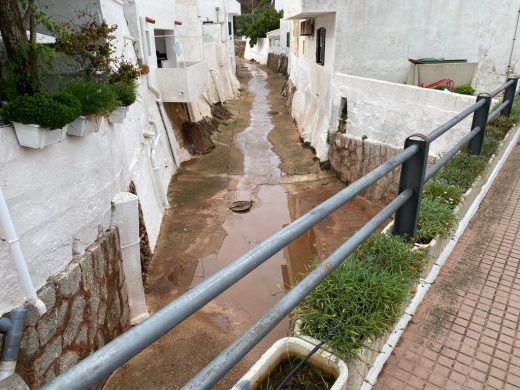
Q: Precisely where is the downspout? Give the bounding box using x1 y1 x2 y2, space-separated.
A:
0 308 26 380
508 8 520 74
0 190 46 316
144 123 170 209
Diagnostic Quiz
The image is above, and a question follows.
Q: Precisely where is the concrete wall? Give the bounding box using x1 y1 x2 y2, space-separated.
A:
244 37 269 64
0 0 180 315
334 0 520 92
332 73 477 157
13 228 130 388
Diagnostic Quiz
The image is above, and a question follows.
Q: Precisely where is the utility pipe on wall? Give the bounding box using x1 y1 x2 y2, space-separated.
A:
111 193 149 325
0 190 46 316
0 308 26 381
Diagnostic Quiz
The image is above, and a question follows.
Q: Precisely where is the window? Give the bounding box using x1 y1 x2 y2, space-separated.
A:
228 21 232 36
286 32 290 48
316 27 326 66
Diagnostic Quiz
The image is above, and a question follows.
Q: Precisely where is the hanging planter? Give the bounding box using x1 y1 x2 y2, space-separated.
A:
2 93 81 149
108 107 128 124
233 337 348 390
13 123 67 149
67 116 98 136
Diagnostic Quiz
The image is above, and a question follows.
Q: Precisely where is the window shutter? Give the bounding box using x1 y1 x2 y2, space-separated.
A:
320 28 326 65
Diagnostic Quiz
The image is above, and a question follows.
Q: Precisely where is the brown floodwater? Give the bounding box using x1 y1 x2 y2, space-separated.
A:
192 64 291 347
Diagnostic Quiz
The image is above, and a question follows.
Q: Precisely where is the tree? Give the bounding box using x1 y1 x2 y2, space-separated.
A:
243 0 283 47
0 0 42 96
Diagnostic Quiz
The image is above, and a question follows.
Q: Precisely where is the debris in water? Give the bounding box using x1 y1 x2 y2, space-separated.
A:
230 200 253 213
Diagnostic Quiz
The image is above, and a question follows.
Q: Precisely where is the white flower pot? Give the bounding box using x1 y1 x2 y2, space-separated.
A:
67 116 97 137
233 337 348 390
108 107 128 124
13 122 67 149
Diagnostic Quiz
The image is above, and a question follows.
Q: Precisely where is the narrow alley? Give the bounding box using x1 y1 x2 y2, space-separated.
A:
104 60 381 389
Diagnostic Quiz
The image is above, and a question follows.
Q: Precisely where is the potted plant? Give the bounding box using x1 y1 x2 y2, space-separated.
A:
1 92 81 149
108 81 138 124
65 80 119 136
233 337 348 390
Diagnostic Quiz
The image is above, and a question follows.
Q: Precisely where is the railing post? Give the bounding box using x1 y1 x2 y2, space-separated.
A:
468 93 492 155
501 75 519 118
394 134 430 239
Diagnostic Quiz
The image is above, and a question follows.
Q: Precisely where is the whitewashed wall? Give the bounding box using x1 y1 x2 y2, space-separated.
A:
334 0 520 92
0 0 179 315
244 38 269 64
331 74 477 157
289 13 337 160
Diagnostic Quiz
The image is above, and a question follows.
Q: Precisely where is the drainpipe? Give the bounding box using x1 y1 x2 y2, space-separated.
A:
144 124 170 209
0 190 46 316
0 308 26 381
508 8 520 74
111 193 149 325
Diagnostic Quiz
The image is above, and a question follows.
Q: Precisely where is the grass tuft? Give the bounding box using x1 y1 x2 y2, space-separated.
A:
416 196 457 244
423 179 463 209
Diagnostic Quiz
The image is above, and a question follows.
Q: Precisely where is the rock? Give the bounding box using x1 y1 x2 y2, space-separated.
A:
79 252 94 292
63 296 85 347
38 284 56 312
89 242 107 280
59 351 80 373
75 324 88 346
34 337 62 376
52 262 81 299
37 310 58 347
56 300 70 329
89 282 101 317
20 326 39 358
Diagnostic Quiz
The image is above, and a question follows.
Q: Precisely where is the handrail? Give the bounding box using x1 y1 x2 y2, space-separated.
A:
42 76 519 390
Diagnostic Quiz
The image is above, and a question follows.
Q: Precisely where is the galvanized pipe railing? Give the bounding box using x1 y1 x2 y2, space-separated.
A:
42 76 519 390
184 189 413 389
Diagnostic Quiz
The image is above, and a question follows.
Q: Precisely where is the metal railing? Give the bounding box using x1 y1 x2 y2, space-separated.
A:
42 76 519 390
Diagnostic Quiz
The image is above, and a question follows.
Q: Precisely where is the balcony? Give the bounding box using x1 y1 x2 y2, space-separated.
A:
284 0 336 19
226 0 241 16
156 61 209 103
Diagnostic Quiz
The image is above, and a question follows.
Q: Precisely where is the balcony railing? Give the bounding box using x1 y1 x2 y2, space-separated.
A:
156 61 209 102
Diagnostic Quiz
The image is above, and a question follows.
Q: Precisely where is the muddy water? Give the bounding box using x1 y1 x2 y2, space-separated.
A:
193 64 291 346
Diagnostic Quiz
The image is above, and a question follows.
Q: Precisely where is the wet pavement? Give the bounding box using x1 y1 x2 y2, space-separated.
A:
104 60 381 389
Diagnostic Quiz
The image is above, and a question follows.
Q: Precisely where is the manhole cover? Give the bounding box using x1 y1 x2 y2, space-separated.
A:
230 200 253 213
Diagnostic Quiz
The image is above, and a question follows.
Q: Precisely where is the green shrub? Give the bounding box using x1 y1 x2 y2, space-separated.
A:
511 98 520 123
65 80 119 116
295 259 410 360
416 196 457 244
423 179 463 209
1 92 81 129
354 234 426 280
111 81 138 107
481 135 500 159
437 152 487 192
487 116 515 140
453 85 475 95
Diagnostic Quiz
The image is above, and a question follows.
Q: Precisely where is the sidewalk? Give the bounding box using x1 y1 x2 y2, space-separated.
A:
374 143 520 390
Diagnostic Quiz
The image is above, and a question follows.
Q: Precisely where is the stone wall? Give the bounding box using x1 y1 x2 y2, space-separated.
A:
266 53 288 76
6 227 130 388
328 134 402 203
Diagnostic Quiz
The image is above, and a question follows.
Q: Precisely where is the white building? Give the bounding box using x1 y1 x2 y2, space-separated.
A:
0 0 240 315
284 0 520 160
